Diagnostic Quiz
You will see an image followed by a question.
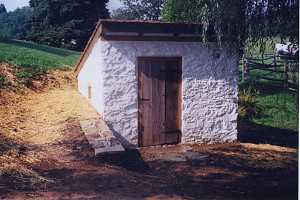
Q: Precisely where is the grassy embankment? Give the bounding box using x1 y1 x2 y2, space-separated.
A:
0 39 80 88
0 39 80 70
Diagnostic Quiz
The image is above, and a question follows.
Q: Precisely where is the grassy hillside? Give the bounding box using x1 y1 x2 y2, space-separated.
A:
0 39 80 70
0 39 81 88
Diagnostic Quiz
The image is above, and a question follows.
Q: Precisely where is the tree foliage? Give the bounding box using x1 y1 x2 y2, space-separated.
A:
113 0 166 20
0 7 33 39
28 0 110 50
112 7 141 20
0 4 7 14
163 0 299 49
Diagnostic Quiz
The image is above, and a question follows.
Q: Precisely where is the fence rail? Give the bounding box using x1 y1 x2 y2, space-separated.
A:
241 54 299 91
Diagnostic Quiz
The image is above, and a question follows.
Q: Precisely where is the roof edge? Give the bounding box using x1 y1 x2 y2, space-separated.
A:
74 21 102 77
74 20 215 77
98 19 203 26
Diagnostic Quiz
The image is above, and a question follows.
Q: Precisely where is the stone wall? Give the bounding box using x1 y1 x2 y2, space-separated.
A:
98 41 239 146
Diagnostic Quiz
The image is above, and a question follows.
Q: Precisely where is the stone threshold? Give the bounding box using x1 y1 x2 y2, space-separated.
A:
80 118 125 155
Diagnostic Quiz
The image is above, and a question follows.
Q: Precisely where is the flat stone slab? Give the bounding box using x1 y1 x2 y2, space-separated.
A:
184 151 209 161
163 154 187 162
150 148 209 163
80 118 125 155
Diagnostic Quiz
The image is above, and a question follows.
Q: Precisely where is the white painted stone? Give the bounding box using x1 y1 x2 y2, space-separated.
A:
77 40 239 147
78 42 105 114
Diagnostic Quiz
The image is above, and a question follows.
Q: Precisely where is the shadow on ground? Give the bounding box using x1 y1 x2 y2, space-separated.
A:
1 119 298 200
0 134 26 156
95 149 150 173
33 143 298 200
238 120 298 148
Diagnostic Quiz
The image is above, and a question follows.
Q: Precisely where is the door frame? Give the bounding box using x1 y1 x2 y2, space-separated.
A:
137 56 182 147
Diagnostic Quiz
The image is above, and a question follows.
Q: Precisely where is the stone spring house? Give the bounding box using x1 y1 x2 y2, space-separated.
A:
74 19 239 148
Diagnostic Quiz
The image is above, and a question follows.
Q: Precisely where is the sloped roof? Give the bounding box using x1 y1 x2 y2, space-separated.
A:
75 19 212 76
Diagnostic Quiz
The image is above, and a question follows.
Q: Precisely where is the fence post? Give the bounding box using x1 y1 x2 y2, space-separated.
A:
242 57 249 82
273 52 277 70
283 62 289 89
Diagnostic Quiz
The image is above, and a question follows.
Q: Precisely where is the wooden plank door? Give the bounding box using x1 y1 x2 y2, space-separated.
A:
138 57 182 147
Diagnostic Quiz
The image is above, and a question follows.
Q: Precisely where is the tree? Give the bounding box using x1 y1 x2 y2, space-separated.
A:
0 4 7 14
0 7 33 39
111 7 142 20
28 0 110 50
114 0 166 20
27 0 50 42
163 0 299 51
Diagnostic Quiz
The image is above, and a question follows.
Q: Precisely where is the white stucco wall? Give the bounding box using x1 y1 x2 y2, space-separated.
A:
77 41 105 114
100 41 238 146
78 40 239 147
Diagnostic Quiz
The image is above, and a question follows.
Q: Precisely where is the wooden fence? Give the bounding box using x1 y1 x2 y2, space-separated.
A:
241 53 299 91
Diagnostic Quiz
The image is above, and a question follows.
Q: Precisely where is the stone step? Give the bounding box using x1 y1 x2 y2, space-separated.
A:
80 118 125 155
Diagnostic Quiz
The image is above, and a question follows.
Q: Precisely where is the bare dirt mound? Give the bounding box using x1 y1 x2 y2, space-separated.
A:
0 62 76 193
0 62 75 105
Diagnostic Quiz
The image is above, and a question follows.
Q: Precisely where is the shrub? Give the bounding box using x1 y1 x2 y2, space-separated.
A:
16 66 49 87
32 66 48 76
238 86 262 121
16 70 33 86
0 74 7 88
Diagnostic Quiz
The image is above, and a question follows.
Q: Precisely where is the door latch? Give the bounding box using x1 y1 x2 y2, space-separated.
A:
140 98 150 101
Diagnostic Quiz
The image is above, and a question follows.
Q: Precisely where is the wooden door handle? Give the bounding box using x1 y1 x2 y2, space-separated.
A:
141 98 150 101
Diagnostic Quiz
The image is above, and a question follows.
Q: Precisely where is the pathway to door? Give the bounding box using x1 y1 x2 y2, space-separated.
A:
0 76 297 200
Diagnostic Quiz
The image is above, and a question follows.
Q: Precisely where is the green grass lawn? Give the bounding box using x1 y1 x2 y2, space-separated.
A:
239 79 298 131
253 90 298 131
0 39 81 70
239 82 298 131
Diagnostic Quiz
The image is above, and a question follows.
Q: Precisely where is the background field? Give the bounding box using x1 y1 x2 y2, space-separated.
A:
0 39 80 71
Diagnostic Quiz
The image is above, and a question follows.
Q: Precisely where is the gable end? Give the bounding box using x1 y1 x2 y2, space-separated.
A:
74 22 102 77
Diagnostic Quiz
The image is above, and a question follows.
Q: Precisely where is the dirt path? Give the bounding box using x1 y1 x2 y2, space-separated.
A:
1 86 189 200
0 85 298 200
